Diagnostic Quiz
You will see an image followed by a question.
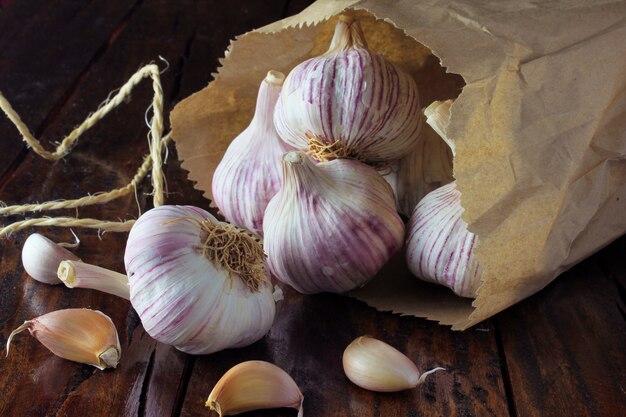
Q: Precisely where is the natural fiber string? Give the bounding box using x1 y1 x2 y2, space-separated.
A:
0 217 135 237
0 64 169 237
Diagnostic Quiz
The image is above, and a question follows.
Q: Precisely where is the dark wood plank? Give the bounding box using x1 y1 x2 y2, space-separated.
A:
181 288 510 417
0 1 200 415
497 235 626 417
0 0 141 180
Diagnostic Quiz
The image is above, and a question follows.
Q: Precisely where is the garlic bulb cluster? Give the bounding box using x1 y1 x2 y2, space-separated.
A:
274 15 421 163
212 70 292 236
124 205 277 355
406 182 480 297
206 361 303 417
263 151 404 294
343 336 444 392
6 308 121 370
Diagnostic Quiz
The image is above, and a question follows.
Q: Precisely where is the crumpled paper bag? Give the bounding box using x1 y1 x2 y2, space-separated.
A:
170 0 626 329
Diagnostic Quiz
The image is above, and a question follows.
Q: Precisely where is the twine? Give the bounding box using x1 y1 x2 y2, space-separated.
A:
0 217 135 238
0 63 169 237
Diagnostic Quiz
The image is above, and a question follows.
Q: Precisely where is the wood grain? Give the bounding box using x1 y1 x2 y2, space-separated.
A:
497 235 626 417
0 0 198 415
0 0 141 180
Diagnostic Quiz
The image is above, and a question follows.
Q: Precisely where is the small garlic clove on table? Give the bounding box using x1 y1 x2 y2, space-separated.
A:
6 308 121 370
21 233 81 284
206 360 303 417
342 336 444 393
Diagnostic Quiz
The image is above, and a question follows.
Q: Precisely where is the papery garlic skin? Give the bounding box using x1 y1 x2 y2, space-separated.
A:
343 336 444 392
274 16 421 162
212 70 292 236
263 151 404 294
124 205 276 355
206 360 303 417
406 182 480 297
6 308 121 370
22 233 81 284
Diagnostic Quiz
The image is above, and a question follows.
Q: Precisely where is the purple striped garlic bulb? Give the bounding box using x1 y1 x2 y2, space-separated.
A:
273 15 421 163
405 182 481 298
212 70 292 237
124 205 277 355
263 151 404 294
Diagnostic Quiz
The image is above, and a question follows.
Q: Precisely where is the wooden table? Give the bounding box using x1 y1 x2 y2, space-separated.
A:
0 1 624 416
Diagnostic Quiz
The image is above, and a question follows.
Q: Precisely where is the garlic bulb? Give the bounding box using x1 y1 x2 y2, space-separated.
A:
263 151 404 294
274 15 421 163
6 308 121 370
343 336 444 392
212 70 292 237
22 233 81 284
406 182 480 297
124 205 277 355
206 360 303 417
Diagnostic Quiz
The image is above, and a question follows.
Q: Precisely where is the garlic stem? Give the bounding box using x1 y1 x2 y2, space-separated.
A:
327 14 368 52
57 260 130 300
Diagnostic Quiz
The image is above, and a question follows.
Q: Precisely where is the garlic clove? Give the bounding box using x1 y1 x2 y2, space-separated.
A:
212 70 292 237
6 308 121 370
263 151 404 294
58 260 130 300
343 336 444 392
406 182 481 297
206 360 303 417
274 16 421 163
21 233 81 284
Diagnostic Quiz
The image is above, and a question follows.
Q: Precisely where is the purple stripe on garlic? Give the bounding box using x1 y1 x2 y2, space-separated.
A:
212 70 292 237
274 16 421 163
263 151 404 294
124 205 277 355
406 182 481 298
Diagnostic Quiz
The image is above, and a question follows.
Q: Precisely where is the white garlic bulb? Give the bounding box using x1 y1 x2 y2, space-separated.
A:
274 15 421 163
263 151 404 294
212 70 292 237
406 182 480 297
124 205 277 354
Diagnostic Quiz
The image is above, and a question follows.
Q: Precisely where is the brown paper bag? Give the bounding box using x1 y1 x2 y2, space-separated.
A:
170 0 626 329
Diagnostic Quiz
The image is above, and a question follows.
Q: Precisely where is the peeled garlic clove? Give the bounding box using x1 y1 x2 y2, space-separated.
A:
274 15 421 163
206 360 303 417
58 260 130 300
22 233 81 284
424 99 455 155
212 70 293 237
406 182 481 297
125 205 277 355
6 308 121 370
263 151 404 294
343 336 444 392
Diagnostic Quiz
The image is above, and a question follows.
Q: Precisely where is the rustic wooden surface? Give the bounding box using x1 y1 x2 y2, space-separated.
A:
0 1 624 416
